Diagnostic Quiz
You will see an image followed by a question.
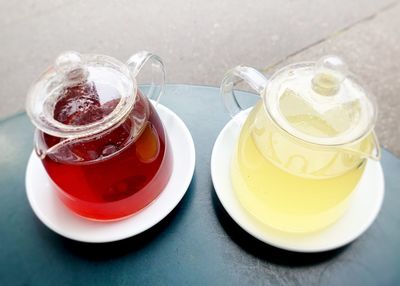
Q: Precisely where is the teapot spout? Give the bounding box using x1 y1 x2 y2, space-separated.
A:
34 129 48 160
369 131 381 160
344 131 381 161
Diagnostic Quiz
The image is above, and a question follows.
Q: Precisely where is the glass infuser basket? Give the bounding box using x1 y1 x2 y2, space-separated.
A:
221 56 380 233
26 51 173 221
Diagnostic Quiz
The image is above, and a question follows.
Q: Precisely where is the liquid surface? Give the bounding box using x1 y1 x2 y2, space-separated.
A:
53 81 119 126
279 88 361 138
231 102 368 233
39 83 173 220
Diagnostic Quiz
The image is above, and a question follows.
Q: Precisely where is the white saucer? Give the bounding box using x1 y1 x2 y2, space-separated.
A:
25 103 195 243
211 109 385 253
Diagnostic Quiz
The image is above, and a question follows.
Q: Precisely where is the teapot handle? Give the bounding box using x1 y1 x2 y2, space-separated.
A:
220 65 268 117
127 51 165 104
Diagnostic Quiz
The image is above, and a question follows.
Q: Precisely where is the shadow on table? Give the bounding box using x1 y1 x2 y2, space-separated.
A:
34 176 196 261
211 188 348 267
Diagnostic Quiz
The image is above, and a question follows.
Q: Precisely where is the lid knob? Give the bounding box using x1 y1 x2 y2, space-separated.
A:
312 55 348 96
55 51 88 85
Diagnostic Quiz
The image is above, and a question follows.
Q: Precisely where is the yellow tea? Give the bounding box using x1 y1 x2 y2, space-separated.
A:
231 101 371 233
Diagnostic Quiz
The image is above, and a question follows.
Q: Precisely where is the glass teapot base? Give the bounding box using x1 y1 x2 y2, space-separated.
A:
231 130 365 234
50 142 173 221
41 99 173 221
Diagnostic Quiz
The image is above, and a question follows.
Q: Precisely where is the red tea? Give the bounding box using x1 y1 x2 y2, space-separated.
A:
38 83 173 220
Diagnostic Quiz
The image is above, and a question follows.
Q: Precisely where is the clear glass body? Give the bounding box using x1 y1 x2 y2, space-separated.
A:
231 101 373 232
38 90 173 221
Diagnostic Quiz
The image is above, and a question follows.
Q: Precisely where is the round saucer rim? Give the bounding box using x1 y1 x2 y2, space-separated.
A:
25 103 195 243
211 109 385 253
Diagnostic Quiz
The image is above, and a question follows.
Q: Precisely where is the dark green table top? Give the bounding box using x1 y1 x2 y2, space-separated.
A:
1 85 399 286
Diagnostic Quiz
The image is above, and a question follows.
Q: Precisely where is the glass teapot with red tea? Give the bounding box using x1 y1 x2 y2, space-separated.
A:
26 51 173 221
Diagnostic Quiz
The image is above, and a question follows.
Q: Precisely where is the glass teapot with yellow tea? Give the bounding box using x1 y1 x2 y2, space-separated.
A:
220 56 380 233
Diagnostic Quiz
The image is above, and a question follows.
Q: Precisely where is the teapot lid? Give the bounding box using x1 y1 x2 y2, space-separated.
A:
26 51 136 138
264 55 377 145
